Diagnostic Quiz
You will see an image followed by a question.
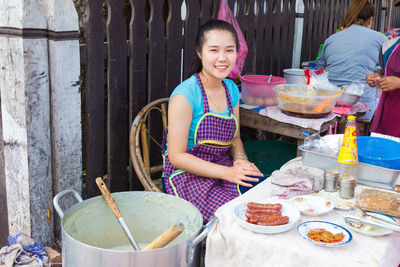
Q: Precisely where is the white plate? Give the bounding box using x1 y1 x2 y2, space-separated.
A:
233 199 300 234
297 221 352 247
344 213 396 237
289 195 334 216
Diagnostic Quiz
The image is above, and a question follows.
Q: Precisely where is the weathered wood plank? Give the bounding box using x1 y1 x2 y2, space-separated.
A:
85 0 106 197
200 0 213 25
212 0 220 18
284 0 296 74
271 0 283 75
239 107 335 139
166 0 183 95
149 0 167 101
243 0 255 73
107 0 129 192
182 0 200 79
281 0 294 73
148 0 167 171
263 0 274 75
0 95 8 245
235 0 246 32
254 0 266 74
129 0 147 191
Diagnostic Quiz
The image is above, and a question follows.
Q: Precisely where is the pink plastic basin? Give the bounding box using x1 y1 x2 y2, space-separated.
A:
240 75 286 107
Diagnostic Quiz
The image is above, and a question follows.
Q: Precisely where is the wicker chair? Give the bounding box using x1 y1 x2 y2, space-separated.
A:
129 98 169 192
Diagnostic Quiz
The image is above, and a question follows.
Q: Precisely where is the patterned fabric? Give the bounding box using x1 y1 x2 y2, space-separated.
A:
1 234 49 266
163 73 239 223
385 27 400 40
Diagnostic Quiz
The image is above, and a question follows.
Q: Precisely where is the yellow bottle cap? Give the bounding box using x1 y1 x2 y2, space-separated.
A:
347 115 356 120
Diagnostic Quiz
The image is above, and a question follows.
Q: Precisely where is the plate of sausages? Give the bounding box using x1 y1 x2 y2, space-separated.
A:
233 200 300 234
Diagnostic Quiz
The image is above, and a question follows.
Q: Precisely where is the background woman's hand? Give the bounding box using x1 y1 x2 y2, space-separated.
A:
226 160 263 187
378 76 400 91
366 73 380 87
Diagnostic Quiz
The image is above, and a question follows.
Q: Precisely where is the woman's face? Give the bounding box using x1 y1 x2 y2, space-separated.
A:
197 29 237 80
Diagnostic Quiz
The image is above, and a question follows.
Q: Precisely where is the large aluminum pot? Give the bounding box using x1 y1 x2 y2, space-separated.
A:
283 69 306 84
54 190 216 267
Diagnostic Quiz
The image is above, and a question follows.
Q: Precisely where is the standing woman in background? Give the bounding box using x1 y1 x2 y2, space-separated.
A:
366 0 400 142
316 0 387 120
162 19 262 223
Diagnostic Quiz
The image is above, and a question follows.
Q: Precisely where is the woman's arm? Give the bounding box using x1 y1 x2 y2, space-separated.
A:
230 104 246 160
167 95 262 187
230 105 262 171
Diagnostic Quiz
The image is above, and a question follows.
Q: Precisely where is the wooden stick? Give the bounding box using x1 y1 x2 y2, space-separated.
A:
143 223 185 250
95 177 122 219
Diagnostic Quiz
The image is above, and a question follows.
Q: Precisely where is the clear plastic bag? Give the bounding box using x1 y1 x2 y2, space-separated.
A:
309 71 340 92
217 0 248 79
343 82 365 96
301 133 338 156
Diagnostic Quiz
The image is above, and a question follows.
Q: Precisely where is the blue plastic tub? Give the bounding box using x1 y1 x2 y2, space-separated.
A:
357 136 400 170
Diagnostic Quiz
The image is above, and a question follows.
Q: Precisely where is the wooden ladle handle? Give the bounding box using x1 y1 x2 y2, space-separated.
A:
95 177 122 219
143 223 185 250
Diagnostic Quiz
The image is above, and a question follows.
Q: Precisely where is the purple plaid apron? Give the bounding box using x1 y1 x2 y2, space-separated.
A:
163 73 240 223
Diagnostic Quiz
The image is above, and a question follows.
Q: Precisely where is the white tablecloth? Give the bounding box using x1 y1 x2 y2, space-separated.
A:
205 160 400 267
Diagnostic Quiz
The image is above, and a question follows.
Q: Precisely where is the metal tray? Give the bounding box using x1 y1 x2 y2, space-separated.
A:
299 146 400 190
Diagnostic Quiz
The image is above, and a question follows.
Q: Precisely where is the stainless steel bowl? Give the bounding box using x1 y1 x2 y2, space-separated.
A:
335 93 360 107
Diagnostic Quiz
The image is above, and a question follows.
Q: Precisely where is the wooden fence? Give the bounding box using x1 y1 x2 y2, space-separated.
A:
392 5 400 27
301 0 384 62
82 0 388 197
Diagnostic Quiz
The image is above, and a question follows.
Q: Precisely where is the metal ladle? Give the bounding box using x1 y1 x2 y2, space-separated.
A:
95 177 140 250
95 177 185 251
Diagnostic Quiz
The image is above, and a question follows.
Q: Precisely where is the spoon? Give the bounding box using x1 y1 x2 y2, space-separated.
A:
267 74 273 83
313 87 345 113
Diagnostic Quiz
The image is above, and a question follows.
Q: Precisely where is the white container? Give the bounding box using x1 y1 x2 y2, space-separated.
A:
283 69 306 84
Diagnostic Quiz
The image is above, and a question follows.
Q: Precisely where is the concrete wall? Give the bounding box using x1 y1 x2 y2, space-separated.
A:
0 0 81 246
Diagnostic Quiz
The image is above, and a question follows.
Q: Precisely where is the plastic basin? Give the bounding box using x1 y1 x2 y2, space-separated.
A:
273 84 341 118
241 75 286 107
357 136 400 170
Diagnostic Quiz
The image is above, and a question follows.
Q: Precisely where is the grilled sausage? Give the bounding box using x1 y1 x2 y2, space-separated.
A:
256 216 289 226
245 210 281 219
247 202 282 211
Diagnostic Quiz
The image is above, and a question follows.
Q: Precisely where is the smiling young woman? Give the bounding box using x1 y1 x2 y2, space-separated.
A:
161 19 263 223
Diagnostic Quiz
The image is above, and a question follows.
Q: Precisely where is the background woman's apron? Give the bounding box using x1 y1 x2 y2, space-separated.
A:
370 38 400 137
163 73 239 223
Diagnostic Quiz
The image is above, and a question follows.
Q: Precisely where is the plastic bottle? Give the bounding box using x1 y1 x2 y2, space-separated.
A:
337 115 358 179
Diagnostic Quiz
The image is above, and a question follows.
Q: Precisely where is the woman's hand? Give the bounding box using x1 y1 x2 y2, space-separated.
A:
378 76 400 91
226 160 263 187
366 73 380 87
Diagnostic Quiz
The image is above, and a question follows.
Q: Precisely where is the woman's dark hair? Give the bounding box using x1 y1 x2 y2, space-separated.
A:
342 0 375 28
190 19 239 76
